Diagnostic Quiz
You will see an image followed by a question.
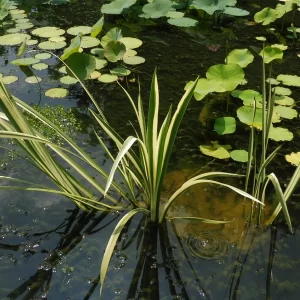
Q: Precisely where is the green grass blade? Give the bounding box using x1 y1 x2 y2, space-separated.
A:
100 208 148 297
104 136 137 195
168 217 231 224
263 173 293 233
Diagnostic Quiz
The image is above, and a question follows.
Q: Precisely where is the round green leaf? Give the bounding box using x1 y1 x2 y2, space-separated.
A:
120 37 142 49
167 17 198 27
141 0 172 18
35 53 52 60
223 7 249 16
91 47 104 58
16 23 34 30
38 41 66 50
25 76 42 83
199 142 231 159
166 11 184 18
32 63 48 70
95 58 108 70
1 75 18 84
285 152 300 166
10 57 40 66
277 74 300 87
81 36 100 48
206 64 245 92
124 49 137 57
192 0 237 15
26 39 38 45
67 26 91 36
32 26 65 38
98 74 118 83
254 7 278 25
259 47 283 63
45 88 69 98
214 117 236 135
274 95 294 106
226 49 254 68
0 33 30 45
65 52 96 81
230 150 248 162
60 75 78 85
110 67 131 76
269 126 293 141
104 41 126 62
272 86 291 96
101 0 137 14
273 105 297 119
49 36 66 42
123 55 145 65
89 71 101 79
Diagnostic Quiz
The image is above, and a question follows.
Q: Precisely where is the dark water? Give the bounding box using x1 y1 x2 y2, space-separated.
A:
1 1 300 299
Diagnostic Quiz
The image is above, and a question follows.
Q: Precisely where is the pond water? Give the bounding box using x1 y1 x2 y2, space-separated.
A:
1 0 300 299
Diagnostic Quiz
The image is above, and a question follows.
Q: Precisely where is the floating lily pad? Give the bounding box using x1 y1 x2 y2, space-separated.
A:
65 52 96 81
206 64 245 92
124 49 137 57
90 48 104 58
271 44 288 51
274 95 294 106
45 88 69 98
272 86 291 96
230 150 248 162
1 75 18 84
266 78 280 85
16 22 34 30
11 14 27 20
15 18 30 24
120 37 142 49
60 75 78 85
224 7 249 16
199 141 231 159
254 7 278 25
58 66 67 74
81 36 100 48
260 47 283 63
32 63 48 70
38 41 66 50
104 40 126 62
26 39 38 45
214 117 236 135
273 105 297 119
141 0 173 18
10 57 40 66
35 53 52 60
98 74 118 83
123 55 145 65
285 152 300 166
95 58 107 70
101 0 137 14
32 26 65 38
166 11 185 18
110 67 131 76
167 17 198 27
0 33 30 45
7 28 21 33
49 36 66 42
67 26 91 36
192 0 236 15
269 126 293 141
25 76 42 83
231 89 262 107
10 9 25 15
100 27 122 48
226 49 254 68
277 74 300 87
89 71 101 79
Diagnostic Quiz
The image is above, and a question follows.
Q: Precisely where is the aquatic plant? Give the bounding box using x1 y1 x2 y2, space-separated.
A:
0 63 262 295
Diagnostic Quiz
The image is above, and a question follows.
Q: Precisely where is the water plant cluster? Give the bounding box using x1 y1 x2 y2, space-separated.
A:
0 0 300 298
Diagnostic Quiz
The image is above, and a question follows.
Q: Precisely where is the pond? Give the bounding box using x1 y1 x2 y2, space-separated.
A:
0 0 300 299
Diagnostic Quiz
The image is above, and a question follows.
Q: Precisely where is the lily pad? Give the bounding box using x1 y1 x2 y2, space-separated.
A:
192 0 237 15
101 0 137 14
7 28 21 33
45 88 69 98
89 71 101 79
272 86 291 96
11 14 27 20
65 52 96 81
90 48 104 58
167 17 198 27
141 0 172 18
100 28 122 48
35 53 52 60
285 152 300 166
16 23 34 30
277 74 300 87
254 7 278 25
199 141 232 159
95 58 108 70
49 36 66 42
110 67 131 76
124 49 137 57
60 75 78 85
0 33 30 45
273 105 297 119
25 76 42 83
260 47 283 63
269 126 293 141
231 89 262 107
1 75 18 84
32 63 48 70
98 74 118 83
10 57 40 66
104 40 126 62
67 26 91 36
214 117 236 135
120 37 142 49
223 7 249 16
166 11 185 18
58 66 67 74
274 95 294 106
32 26 65 38
123 55 145 65
206 64 245 92
230 150 248 162
226 49 254 68
185 78 217 101
81 36 100 48
26 39 38 45
38 41 66 50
